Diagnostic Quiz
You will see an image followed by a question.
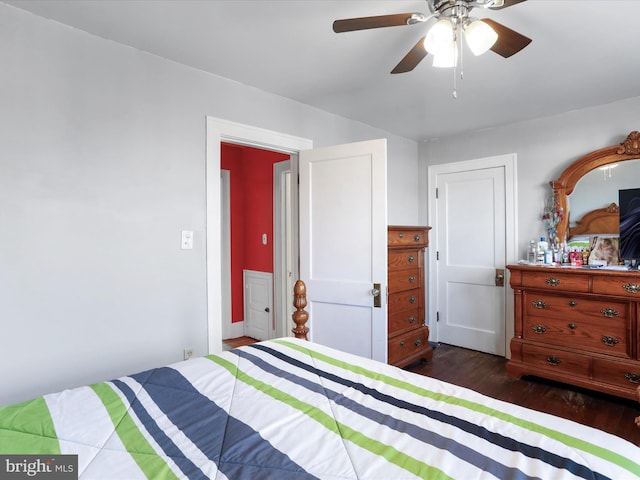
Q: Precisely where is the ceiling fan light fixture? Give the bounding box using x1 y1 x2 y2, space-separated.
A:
464 19 498 56
432 41 458 68
424 18 454 56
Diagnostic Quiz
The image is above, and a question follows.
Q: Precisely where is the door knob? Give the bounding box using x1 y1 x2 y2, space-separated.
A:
264 307 270 313
372 282 382 308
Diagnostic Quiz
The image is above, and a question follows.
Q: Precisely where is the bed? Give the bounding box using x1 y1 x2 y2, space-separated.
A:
1 281 639 479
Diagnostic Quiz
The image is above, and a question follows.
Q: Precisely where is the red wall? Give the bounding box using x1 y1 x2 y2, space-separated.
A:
221 143 289 324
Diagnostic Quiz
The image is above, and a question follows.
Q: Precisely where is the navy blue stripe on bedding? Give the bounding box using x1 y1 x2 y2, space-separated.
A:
233 348 532 480
113 378 208 480
243 344 611 480
114 367 319 480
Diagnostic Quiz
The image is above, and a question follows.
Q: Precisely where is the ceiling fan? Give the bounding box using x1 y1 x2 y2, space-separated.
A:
333 0 531 74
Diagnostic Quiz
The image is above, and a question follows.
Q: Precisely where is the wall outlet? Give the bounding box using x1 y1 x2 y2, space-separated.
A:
183 348 194 360
181 230 194 250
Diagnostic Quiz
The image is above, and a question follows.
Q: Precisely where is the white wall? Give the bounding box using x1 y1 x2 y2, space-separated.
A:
418 96 640 259
0 4 420 405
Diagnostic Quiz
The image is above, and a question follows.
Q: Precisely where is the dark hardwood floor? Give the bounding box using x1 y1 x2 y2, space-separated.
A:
408 343 640 445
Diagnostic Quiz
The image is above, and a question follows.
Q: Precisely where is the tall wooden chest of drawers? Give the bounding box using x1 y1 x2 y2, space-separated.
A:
507 264 640 400
388 226 433 367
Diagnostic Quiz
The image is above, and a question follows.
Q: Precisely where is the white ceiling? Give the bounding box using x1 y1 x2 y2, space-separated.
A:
5 0 640 141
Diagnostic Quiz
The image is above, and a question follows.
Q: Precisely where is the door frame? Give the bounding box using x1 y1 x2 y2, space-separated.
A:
273 160 296 338
206 117 313 354
427 154 518 357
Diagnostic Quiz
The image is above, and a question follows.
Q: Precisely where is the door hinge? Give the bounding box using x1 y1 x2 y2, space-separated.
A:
435 187 438 199
436 251 439 261
436 311 440 322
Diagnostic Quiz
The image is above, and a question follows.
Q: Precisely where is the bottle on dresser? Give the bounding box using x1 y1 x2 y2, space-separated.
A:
536 237 548 264
527 240 537 263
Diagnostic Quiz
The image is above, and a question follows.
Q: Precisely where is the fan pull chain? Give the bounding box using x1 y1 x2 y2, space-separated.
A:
453 66 457 99
452 23 463 99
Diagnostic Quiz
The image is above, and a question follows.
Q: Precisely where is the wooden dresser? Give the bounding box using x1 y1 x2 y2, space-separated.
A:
387 226 433 367
507 264 640 400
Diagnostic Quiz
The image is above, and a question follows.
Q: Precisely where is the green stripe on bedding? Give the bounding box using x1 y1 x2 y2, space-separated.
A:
91 383 180 480
207 353 453 480
275 339 640 477
0 397 60 454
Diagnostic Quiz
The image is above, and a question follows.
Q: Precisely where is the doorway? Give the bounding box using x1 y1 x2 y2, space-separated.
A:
205 117 313 354
428 154 517 357
220 143 292 342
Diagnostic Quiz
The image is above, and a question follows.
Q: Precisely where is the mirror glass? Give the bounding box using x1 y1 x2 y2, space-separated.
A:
568 159 640 227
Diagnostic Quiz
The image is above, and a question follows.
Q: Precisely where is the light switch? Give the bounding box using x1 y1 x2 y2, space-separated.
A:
181 230 194 250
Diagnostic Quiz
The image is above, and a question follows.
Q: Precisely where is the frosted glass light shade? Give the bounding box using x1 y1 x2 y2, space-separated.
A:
432 42 458 68
424 19 455 56
464 19 498 56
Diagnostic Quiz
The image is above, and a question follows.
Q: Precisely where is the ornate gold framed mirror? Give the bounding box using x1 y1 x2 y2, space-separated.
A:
551 131 640 242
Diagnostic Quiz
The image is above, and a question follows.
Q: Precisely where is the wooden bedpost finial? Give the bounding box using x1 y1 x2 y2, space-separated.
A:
291 280 309 340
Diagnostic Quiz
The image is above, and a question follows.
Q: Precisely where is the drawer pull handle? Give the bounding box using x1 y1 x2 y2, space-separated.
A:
625 373 640 384
600 307 619 318
414 338 422 347
408 316 416 324
409 296 416 304
531 300 547 309
546 356 561 366
601 336 619 347
568 300 577 307
545 277 561 287
414 235 421 242
568 323 577 330
532 324 547 334
408 275 415 283
622 283 640 294
408 255 415 263
398 233 404 239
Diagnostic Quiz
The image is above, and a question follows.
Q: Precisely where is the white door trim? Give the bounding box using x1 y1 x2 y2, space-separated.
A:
427 154 518 357
206 117 313 354
220 169 234 339
273 160 296 339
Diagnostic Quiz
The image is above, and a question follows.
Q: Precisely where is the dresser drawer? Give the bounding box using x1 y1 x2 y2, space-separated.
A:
388 250 422 272
523 316 629 358
388 289 423 313
521 344 590 378
522 292 630 356
389 268 421 294
592 358 640 392
388 228 428 247
524 293 628 320
520 271 590 293
592 275 640 299
388 308 422 336
388 328 428 365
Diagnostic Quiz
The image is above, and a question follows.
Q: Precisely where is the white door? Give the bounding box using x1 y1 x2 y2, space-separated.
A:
429 155 517 356
299 139 388 362
243 270 273 340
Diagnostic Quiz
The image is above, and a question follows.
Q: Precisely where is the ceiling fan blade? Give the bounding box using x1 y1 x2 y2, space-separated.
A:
490 0 527 10
391 36 428 74
333 13 418 33
482 19 532 58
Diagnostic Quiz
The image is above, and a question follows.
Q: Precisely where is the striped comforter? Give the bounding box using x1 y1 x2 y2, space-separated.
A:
1 338 639 479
